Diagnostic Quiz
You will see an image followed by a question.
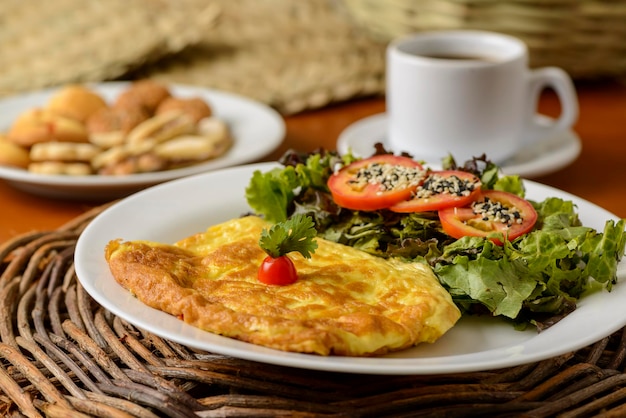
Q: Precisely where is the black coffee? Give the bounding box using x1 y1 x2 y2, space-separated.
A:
422 54 499 62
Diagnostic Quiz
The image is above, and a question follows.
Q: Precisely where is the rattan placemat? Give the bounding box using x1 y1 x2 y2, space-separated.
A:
1 204 626 417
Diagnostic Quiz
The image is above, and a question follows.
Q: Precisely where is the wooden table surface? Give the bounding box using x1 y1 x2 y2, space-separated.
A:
1 79 625 243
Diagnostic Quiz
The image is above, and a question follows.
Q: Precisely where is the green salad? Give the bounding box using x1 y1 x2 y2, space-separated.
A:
245 148 626 330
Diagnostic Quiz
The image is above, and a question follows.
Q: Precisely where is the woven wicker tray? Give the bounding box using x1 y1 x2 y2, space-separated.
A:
2 204 626 417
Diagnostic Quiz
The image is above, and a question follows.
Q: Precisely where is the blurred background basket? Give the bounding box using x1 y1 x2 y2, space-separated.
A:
339 0 626 79
3 0 624 115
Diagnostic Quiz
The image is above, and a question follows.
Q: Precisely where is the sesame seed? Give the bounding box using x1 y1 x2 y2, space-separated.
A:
414 173 479 199
472 197 523 226
348 162 425 194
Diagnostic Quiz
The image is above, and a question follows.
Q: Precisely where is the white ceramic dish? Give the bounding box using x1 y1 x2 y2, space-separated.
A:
0 82 285 200
75 162 625 375
337 113 582 178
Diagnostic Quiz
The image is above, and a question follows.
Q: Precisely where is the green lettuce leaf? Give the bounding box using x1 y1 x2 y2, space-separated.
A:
493 174 526 197
245 150 348 223
245 150 626 329
432 199 626 322
245 166 300 223
434 252 538 318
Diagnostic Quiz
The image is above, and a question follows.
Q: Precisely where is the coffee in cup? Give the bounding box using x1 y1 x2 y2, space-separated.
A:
386 30 578 164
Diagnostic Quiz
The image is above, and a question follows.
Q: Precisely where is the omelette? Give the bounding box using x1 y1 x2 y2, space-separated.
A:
105 216 460 356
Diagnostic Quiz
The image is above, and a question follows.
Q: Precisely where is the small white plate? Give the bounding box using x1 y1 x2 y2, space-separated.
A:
74 162 626 375
337 113 582 178
0 82 285 200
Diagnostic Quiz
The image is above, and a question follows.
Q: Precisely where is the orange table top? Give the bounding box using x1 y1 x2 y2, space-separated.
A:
1 79 625 243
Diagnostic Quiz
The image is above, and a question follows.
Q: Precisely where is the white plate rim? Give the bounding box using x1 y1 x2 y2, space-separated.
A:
74 162 626 375
336 113 582 178
0 82 285 196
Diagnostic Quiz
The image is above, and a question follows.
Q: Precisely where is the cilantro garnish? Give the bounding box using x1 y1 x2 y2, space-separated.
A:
259 214 318 259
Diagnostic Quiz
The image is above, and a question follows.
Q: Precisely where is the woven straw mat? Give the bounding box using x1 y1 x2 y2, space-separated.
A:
137 0 388 114
0 0 387 115
340 0 626 79
0 0 220 96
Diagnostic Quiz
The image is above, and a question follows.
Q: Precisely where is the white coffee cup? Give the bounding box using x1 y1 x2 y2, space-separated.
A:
386 30 579 164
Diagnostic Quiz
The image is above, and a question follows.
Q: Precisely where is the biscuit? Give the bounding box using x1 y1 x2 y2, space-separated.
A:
86 105 151 148
0 136 30 168
113 80 171 114
126 111 195 145
6 109 89 147
88 131 126 149
198 117 229 139
136 153 167 172
153 135 223 161
153 117 232 163
3 81 234 177
97 153 167 175
30 142 101 162
200 118 232 152
47 85 108 123
90 145 130 171
91 138 157 171
86 105 150 135
97 160 137 176
28 161 93 176
155 97 213 123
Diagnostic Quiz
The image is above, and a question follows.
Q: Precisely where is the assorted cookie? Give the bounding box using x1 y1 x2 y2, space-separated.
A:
7 109 89 147
1 81 233 176
0 135 31 169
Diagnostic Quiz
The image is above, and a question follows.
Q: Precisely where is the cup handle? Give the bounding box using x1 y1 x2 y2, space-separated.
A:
524 67 579 144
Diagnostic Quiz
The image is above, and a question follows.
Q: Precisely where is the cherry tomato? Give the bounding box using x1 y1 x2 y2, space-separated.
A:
390 170 482 213
439 190 538 245
327 155 424 211
258 255 298 285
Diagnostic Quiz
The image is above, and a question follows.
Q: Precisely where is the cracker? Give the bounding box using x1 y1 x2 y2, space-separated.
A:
30 142 101 162
28 161 93 176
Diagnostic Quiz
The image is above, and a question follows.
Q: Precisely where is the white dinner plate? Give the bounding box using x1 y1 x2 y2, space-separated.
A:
0 82 285 200
74 162 626 375
337 113 582 178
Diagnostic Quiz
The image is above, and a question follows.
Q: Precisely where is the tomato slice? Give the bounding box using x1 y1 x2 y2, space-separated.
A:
390 170 482 213
439 190 538 245
327 155 424 211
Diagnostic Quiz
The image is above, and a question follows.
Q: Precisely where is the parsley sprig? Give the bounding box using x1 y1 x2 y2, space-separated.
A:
259 214 318 259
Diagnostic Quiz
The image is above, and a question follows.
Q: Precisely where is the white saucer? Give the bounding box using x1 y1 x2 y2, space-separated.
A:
337 113 582 178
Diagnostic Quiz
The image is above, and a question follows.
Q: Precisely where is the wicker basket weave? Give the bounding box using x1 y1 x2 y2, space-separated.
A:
3 205 626 416
340 0 626 78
